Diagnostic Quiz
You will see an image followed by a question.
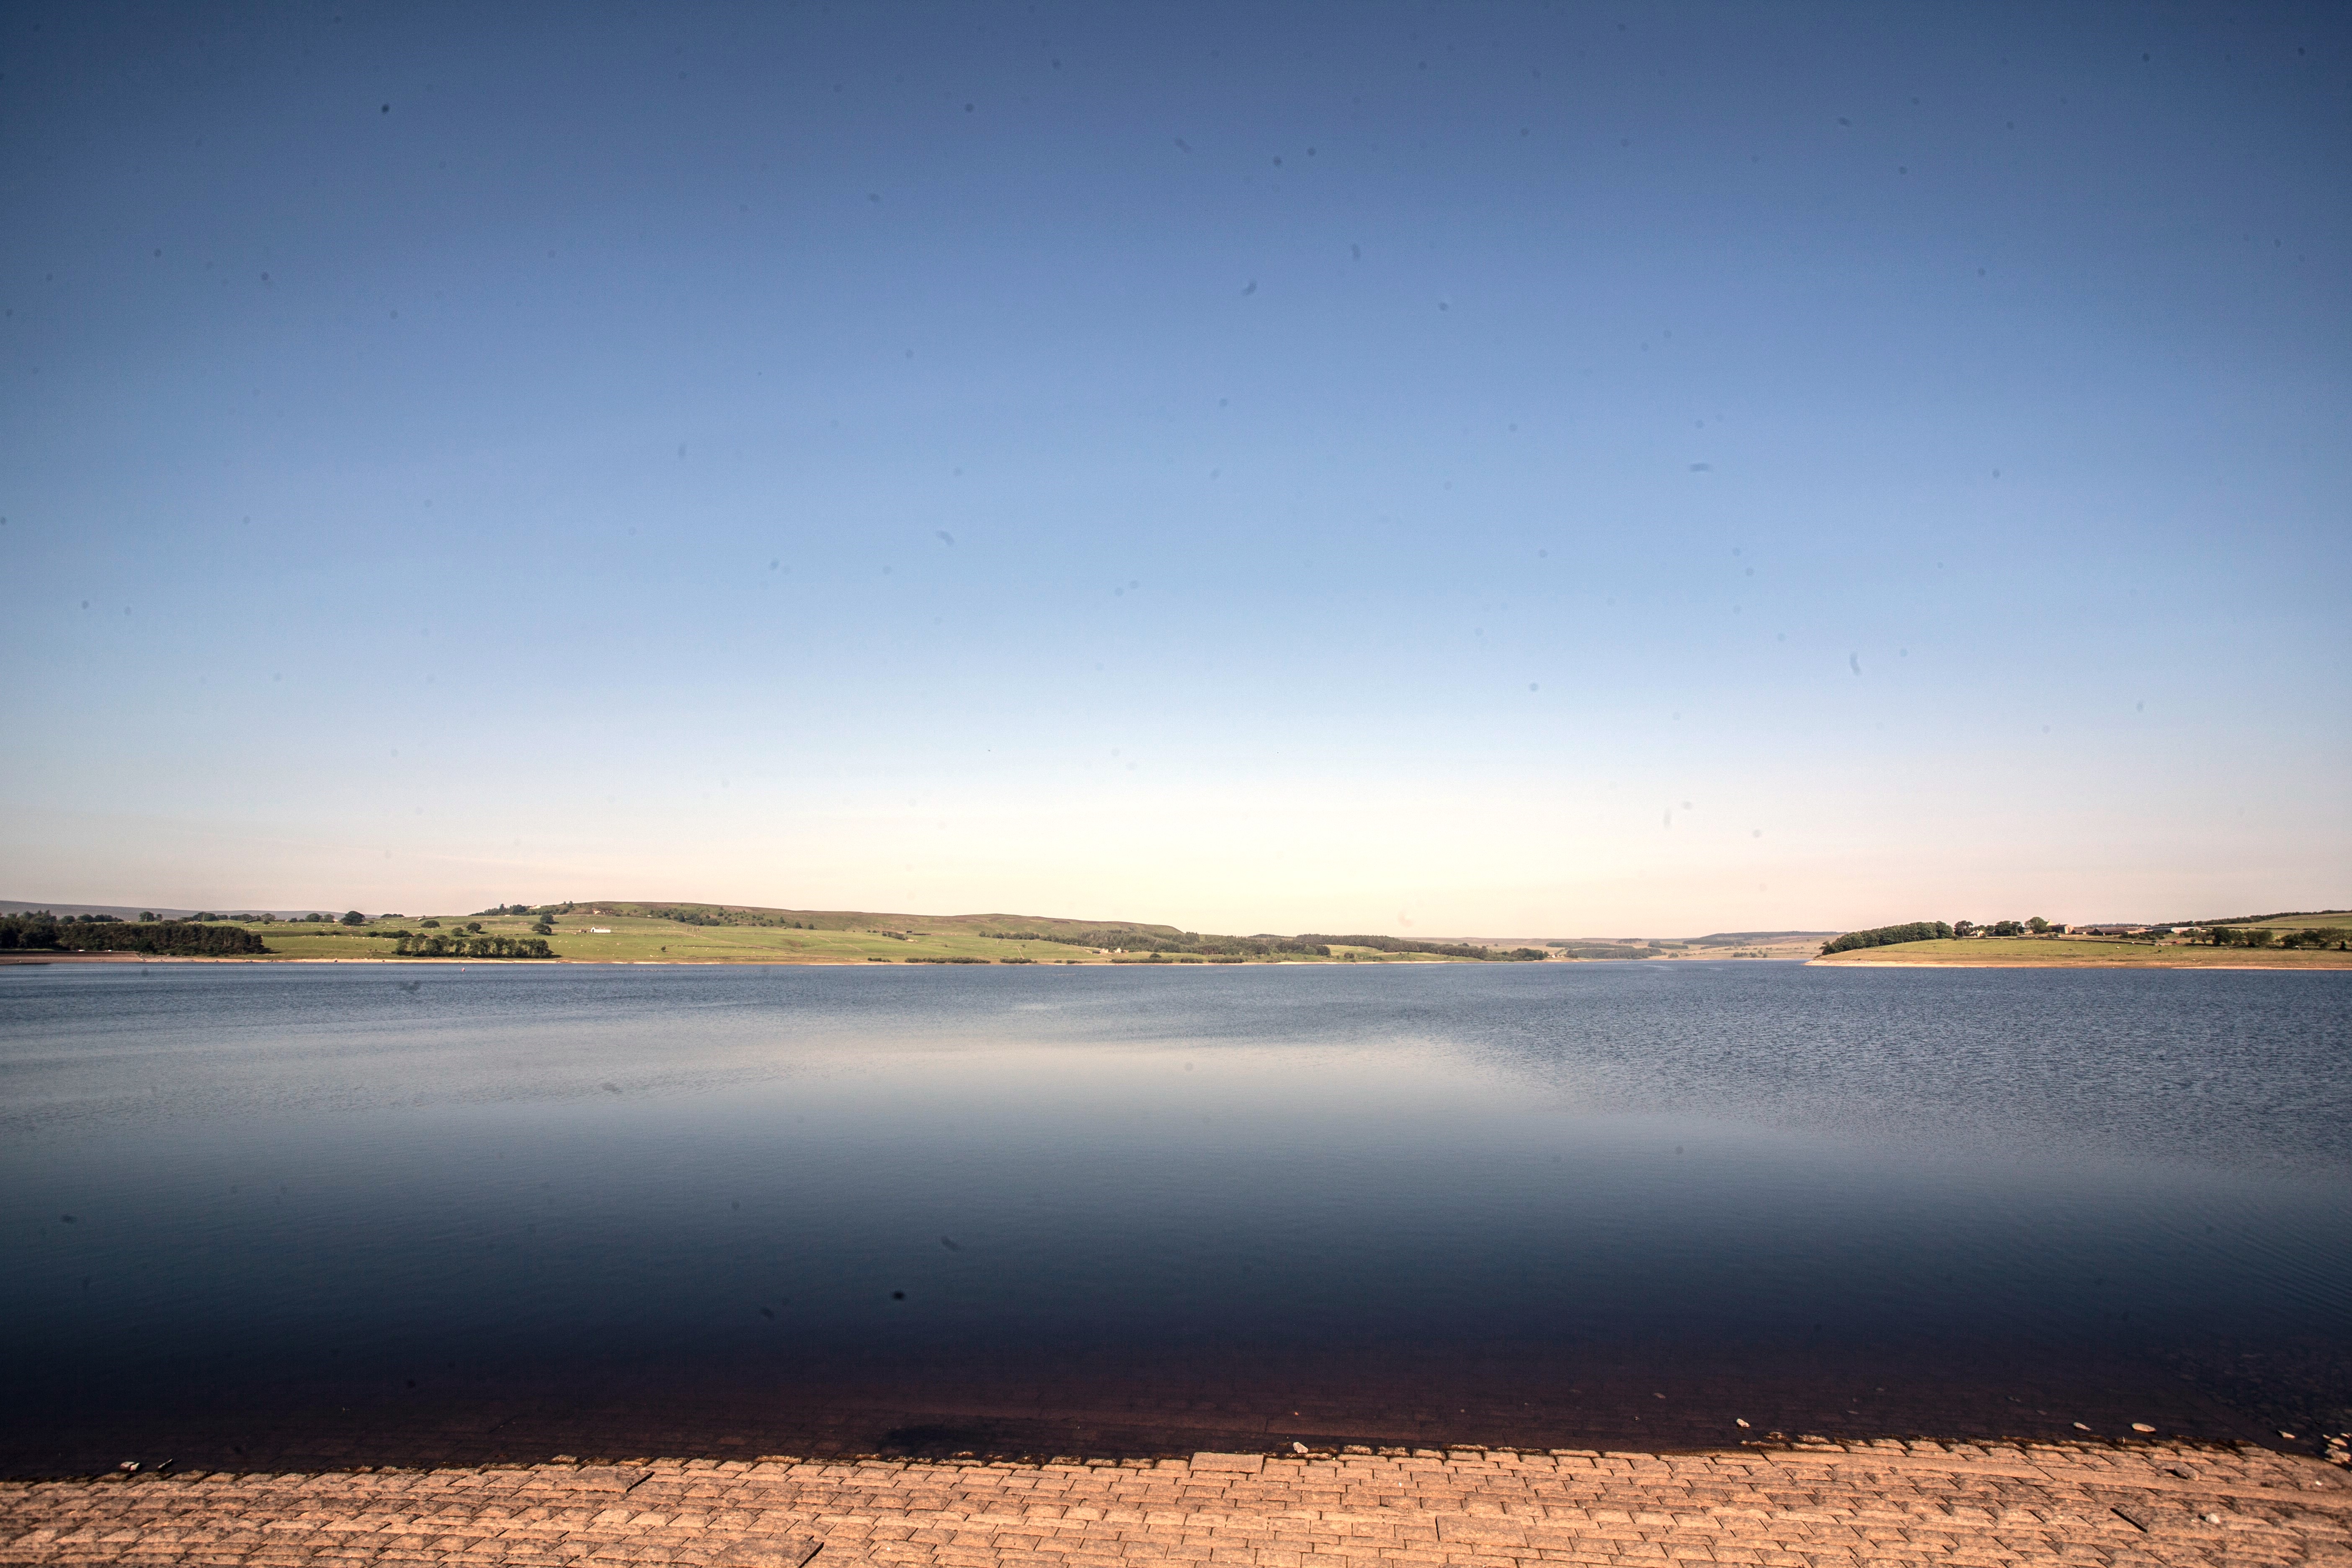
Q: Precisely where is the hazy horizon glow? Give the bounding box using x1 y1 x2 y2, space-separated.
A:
3 3 2346 934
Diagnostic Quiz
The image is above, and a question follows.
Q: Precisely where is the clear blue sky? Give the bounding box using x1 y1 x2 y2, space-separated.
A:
4 3 2346 933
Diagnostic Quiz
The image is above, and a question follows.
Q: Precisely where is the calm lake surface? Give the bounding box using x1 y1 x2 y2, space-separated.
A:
3 960 2347 1471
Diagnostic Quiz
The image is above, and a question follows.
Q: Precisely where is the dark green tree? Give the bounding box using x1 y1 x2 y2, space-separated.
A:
1820 921 1955 955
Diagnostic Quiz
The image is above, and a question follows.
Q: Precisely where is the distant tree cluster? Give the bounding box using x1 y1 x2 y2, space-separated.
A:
1820 921 1954 955
1949 918 2060 937
1297 934 1492 960
982 927 1331 958
2202 926 2351 950
392 933 554 959
979 927 1547 961
905 955 992 964
0 913 268 956
646 905 818 928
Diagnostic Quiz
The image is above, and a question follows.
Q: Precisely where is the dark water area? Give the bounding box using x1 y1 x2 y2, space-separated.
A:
3 960 2347 1475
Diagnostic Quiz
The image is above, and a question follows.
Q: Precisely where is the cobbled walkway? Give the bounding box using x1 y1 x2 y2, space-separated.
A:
5 1442 2349 1567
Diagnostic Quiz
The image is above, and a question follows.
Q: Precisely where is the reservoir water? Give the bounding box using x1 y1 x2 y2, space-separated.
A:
3 960 2347 1473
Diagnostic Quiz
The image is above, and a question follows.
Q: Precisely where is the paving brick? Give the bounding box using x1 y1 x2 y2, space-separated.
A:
6 1445 2352 1567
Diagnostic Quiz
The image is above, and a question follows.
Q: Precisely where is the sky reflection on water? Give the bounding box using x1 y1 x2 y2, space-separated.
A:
3 962 2346 1462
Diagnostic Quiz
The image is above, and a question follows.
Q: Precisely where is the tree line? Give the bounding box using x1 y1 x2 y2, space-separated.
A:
1298 934 1497 960
0 913 269 956
392 933 554 959
648 905 795 927
1820 921 1954 955
981 927 1549 961
2202 925 2352 950
1951 918 2054 938
981 928 1333 958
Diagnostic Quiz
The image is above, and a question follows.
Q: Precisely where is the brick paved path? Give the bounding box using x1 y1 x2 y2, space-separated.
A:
5 1442 2349 1567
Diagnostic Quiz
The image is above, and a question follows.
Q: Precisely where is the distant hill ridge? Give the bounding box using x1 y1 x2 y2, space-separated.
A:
1689 931 1838 944
0 897 1851 951
576 900 1189 939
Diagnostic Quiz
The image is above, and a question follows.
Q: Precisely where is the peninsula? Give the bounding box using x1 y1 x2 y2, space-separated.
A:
1808 911 2352 969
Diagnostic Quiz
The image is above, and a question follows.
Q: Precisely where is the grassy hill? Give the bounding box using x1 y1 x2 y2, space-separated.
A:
236 904 1101 965
197 902 1377 965
2202 909 2352 933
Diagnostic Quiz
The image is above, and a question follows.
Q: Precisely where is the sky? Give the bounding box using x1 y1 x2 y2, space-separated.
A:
3 2 2347 935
